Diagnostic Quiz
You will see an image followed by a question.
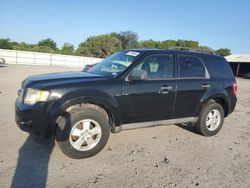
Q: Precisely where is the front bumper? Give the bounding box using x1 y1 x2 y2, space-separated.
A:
15 99 53 139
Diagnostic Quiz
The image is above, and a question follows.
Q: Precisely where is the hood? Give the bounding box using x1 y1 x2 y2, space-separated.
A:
22 71 110 89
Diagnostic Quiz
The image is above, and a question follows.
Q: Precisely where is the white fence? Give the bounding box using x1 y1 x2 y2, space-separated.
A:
0 49 103 67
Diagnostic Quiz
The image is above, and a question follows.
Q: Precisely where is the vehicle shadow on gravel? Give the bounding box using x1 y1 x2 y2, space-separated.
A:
175 123 198 134
11 136 54 188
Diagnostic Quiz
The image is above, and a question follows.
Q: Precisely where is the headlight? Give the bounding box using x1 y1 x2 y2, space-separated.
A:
24 88 49 105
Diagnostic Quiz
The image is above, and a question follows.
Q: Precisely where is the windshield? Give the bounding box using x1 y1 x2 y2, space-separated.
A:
87 51 140 77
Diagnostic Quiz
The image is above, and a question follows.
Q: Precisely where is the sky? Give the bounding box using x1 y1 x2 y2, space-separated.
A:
0 0 250 53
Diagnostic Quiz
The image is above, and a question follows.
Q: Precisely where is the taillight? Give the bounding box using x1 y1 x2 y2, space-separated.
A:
232 81 237 96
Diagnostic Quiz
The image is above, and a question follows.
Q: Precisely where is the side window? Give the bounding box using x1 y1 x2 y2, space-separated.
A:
134 54 174 79
178 55 206 78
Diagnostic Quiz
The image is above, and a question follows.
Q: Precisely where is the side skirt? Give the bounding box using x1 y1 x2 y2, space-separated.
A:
113 117 198 133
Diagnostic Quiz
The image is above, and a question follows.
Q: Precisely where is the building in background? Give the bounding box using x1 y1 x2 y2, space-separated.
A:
225 54 250 77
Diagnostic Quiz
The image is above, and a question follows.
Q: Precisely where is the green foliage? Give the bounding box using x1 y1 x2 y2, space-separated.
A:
31 45 57 53
76 34 122 58
7 41 57 53
0 38 13 49
61 43 74 55
159 40 177 48
111 31 139 49
12 42 34 51
139 39 199 49
215 48 231 56
196 46 213 51
176 40 199 48
0 32 232 58
37 38 58 50
140 39 159 48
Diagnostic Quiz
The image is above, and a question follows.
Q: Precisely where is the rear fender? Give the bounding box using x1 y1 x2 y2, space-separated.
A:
194 88 229 117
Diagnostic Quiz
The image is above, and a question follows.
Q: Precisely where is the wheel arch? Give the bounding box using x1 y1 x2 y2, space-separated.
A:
195 91 230 117
46 95 122 136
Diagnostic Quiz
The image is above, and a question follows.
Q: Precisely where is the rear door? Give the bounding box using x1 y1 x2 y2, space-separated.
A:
121 53 176 124
174 54 212 118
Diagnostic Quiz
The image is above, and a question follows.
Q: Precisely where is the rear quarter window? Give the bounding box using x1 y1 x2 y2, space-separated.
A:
202 55 234 79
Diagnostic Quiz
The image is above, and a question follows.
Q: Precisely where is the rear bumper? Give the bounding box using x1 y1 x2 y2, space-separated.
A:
15 99 53 139
228 96 237 115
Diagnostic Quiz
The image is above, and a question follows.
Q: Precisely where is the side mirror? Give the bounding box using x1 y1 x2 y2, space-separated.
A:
129 70 148 81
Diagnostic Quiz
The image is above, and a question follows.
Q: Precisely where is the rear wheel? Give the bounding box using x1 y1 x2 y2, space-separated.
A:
195 101 224 136
56 107 110 159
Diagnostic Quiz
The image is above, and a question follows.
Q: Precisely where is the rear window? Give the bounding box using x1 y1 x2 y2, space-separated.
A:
178 55 206 78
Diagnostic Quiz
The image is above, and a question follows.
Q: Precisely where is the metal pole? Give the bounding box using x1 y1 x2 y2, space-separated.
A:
236 63 241 77
64 55 66 67
50 53 52 66
34 52 36 64
16 50 18 64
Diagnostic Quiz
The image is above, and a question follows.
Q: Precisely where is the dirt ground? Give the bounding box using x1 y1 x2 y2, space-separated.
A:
0 64 250 188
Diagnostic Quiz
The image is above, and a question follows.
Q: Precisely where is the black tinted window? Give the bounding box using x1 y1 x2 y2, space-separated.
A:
135 54 174 79
178 55 205 77
203 56 234 78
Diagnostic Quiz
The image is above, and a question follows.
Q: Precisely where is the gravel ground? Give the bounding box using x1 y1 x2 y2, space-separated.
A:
0 64 250 188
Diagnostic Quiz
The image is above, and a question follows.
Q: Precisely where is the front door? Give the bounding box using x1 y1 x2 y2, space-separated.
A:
120 54 176 124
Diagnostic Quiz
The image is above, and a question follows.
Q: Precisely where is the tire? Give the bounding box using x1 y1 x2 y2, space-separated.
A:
195 101 224 136
56 107 110 159
0 58 5 64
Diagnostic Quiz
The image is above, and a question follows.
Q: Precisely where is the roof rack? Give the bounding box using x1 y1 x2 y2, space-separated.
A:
168 46 216 55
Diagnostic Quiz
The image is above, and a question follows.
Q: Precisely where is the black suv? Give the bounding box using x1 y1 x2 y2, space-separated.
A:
15 49 237 159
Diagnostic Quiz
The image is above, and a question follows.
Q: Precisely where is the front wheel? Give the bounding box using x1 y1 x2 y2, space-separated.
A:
0 58 5 64
56 108 110 159
195 102 225 136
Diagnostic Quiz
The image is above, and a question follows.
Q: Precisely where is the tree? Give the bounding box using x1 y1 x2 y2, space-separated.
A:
76 34 122 58
140 39 200 49
61 43 74 55
159 40 177 49
12 42 34 51
176 40 199 48
215 48 231 56
0 34 232 59
37 38 58 51
112 31 139 49
140 39 159 48
0 38 13 49
31 45 56 53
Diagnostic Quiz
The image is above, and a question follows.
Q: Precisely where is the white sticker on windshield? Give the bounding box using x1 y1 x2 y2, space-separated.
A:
126 51 140 57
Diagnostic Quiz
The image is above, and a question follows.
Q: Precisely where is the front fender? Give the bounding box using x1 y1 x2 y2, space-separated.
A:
45 89 122 129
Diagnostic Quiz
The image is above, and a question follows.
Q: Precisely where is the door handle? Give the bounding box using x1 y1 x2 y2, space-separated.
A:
202 83 211 89
159 85 173 94
161 86 173 90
